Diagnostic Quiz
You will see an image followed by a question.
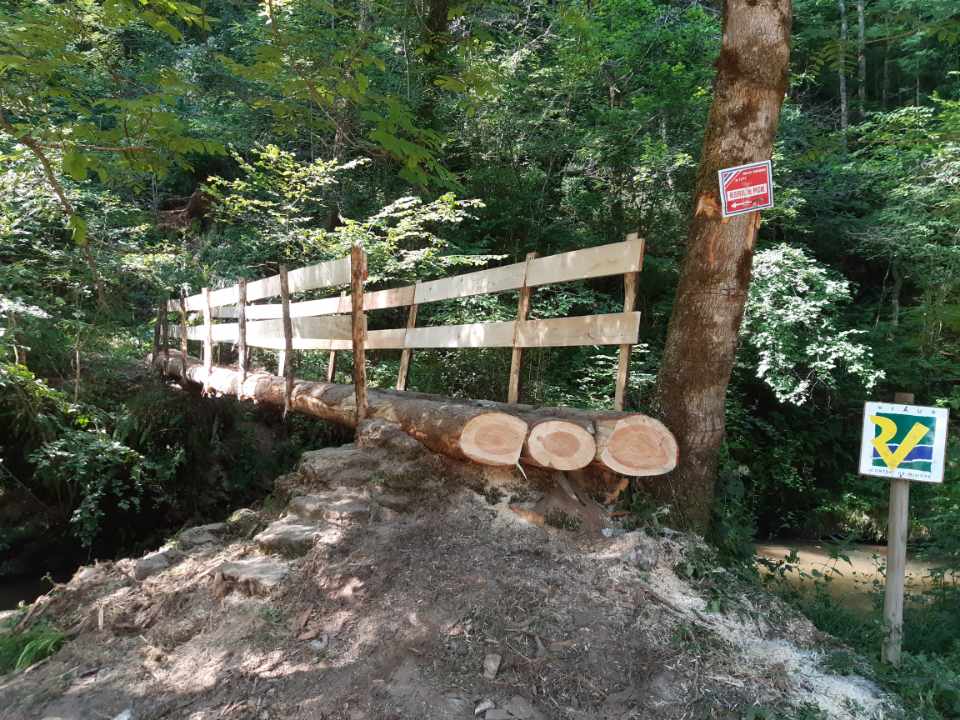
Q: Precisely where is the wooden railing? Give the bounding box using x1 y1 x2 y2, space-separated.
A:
158 234 645 411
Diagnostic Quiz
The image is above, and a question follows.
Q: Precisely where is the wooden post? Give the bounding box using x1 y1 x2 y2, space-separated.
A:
202 287 213 394
351 245 368 421
238 278 248 385
153 302 162 368
326 291 346 383
614 234 644 411
882 390 914 666
279 265 294 416
178 290 188 358
507 252 537 404
160 296 169 370
396 295 419 391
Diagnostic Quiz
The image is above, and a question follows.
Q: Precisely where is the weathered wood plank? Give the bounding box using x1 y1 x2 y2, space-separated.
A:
287 256 352 295
280 265 294 414
238 278 248 382
516 312 641 348
526 237 644 288
414 263 527 305
405 320 517 348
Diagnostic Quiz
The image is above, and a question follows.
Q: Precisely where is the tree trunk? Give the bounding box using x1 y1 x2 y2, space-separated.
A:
890 260 903 327
652 0 792 531
857 0 866 118
838 0 849 138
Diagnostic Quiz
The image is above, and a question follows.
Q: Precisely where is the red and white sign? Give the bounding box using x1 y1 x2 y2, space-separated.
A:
718 160 774 218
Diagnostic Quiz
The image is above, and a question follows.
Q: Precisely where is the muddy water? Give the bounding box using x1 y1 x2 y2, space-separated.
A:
755 542 940 610
0 575 57 612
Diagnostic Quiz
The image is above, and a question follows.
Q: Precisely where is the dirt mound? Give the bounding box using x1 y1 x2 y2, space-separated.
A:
0 425 893 720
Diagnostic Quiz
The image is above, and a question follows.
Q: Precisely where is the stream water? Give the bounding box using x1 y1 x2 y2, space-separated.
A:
755 542 940 610
0 574 58 612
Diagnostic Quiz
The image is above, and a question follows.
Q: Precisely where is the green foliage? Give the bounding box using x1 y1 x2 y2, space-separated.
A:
743 245 882 405
0 621 65 674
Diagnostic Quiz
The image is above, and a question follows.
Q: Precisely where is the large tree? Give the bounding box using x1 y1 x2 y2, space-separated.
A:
653 0 793 531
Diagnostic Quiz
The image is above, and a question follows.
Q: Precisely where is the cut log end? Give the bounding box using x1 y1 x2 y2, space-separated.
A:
524 420 597 471
599 416 678 476
460 412 528 467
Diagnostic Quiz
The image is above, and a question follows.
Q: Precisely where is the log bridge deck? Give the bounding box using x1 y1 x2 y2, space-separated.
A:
152 235 677 476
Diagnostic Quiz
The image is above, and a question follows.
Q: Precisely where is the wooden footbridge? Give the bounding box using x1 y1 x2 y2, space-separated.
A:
151 234 677 477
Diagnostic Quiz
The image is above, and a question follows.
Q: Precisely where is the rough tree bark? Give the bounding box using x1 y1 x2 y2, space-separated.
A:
652 0 793 531
838 0 849 137
857 0 867 118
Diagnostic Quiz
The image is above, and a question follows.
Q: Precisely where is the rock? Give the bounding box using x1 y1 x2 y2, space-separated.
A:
226 508 263 537
135 550 175 580
484 711 512 720
288 490 370 523
482 652 501 680
177 523 226 549
254 518 339 557
601 527 626 538
445 695 470 714
309 635 330 653
113 711 135 720
475 699 495 715
371 490 417 512
218 558 288 595
503 696 546 720
626 535 660 571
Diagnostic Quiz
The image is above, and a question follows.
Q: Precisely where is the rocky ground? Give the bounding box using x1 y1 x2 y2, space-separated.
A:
0 421 894 720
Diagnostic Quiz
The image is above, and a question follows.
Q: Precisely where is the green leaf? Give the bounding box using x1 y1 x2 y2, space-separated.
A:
63 151 87 182
67 214 88 246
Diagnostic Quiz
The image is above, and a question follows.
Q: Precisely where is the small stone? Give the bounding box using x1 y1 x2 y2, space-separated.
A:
484 711 512 720
601 527 626 538
482 652 501 680
113 711 135 720
218 558 288 595
226 508 263 537
134 550 171 580
309 635 330 653
504 696 546 720
177 523 226 549
475 699 495 715
254 519 337 557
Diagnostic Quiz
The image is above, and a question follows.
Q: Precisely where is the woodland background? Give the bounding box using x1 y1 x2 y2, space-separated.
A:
2 0 960 711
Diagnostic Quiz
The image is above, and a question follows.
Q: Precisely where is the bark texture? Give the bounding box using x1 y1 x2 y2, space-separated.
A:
653 0 792 531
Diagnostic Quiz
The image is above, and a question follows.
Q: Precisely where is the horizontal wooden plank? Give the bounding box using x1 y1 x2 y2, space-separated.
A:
364 285 416 311
404 321 517 348
245 274 283 304
287 256 352 295
526 237 644 288
516 312 640 347
208 285 239 308
169 324 237 342
414 263 526 305
247 316 353 349
366 328 407 350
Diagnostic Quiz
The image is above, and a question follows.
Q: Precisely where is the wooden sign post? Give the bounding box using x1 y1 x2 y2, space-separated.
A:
859 393 949 666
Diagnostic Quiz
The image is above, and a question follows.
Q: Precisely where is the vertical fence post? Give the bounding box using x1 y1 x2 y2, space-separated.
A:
202 287 212 394
238 278 248 389
614 233 644 411
396 289 419 391
326 291 346 383
178 290 189 372
882 390 914 666
279 265 294 416
161 295 169 372
153 302 162 372
508 252 537 404
351 245 368 421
